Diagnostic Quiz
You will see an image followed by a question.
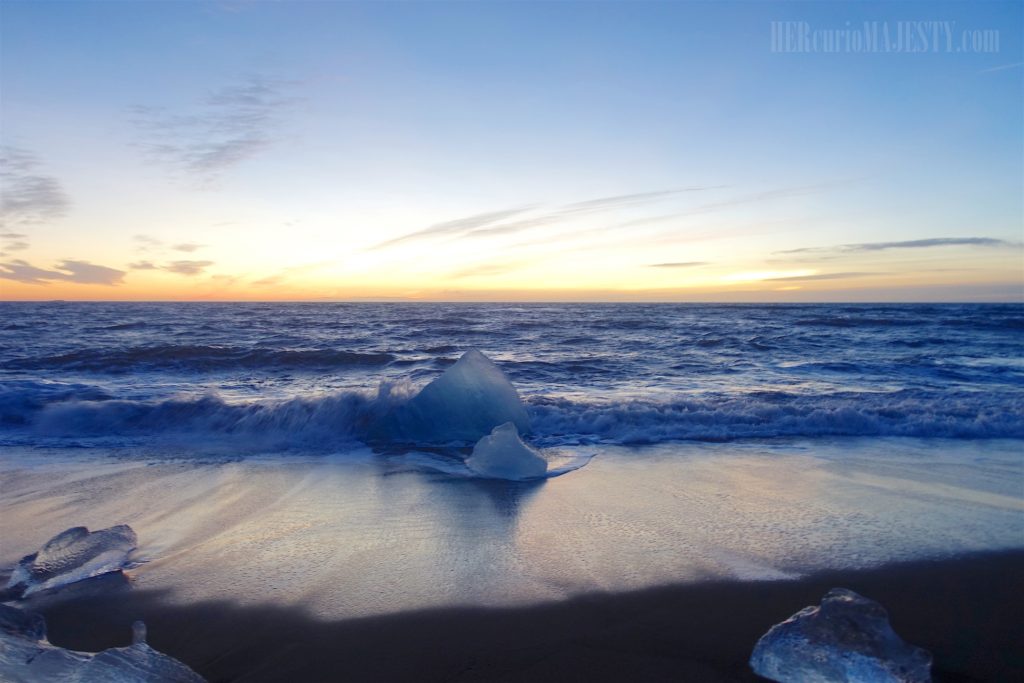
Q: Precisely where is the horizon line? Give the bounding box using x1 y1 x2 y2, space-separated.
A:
1 299 1021 305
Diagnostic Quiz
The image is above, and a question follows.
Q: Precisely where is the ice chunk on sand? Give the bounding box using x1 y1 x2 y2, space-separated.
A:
396 349 531 442
5 525 137 597
750 588 932 683
466 422 547 480
0 605 205 683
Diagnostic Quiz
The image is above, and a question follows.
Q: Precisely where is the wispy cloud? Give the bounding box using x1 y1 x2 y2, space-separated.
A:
131 237 208 265
557 188 712 216
163 260 215 276
463 215 563 238
648 261 708 268
130 76 298 185
0 260 63 285
777 237 1017 255
53 260 127 285
765 271 882 281
674 183 840 219
127 258 216 276
978 62 1022 74
133 234 163 253
370 187 720 250
0 231 30 256
369 207 532 250
0 146 70 227
252 274 283 286
0 259 125 286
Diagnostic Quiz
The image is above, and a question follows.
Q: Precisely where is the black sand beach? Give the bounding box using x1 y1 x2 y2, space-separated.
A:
23 550 1024 683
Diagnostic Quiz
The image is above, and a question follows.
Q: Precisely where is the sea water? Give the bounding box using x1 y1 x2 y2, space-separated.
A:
2 302 1021 447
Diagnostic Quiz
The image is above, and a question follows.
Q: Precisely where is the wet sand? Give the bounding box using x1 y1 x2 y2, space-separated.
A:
3 439 1022 622
23 550 1024 682
3 441 1022 680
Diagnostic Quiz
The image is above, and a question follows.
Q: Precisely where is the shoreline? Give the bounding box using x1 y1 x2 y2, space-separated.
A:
22 549 1024 683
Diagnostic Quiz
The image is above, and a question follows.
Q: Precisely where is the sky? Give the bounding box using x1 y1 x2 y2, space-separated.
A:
0 0 1021 302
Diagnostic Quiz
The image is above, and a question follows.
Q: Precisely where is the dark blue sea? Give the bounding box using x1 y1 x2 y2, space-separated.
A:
2 302 1022 450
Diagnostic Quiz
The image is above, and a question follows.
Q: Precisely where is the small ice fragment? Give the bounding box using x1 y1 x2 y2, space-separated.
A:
81 640 207 682
132 621 147 645
5 525 137 597
749 588 932 683
0 605 206 682
466 422 547 481
396 349 531 442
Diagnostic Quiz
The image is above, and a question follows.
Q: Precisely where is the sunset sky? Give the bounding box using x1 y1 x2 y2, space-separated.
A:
1 0 1021 301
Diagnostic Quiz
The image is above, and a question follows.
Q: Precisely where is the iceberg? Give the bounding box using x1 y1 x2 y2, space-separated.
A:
466 422 547 481
0 604 205 683
5 525 137 598
390 349 531 443
749 588 932 683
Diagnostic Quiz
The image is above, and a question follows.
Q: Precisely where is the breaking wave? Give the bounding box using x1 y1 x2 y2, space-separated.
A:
2 381 1020 451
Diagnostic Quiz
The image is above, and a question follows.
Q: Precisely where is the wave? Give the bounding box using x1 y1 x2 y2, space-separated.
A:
793 316 922 328
2 381 1021 450
2 345 396 373
526 392 1024 443
792 313 1024 331
0 381 113 426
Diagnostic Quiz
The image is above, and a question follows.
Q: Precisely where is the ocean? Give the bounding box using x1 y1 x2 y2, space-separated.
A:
1 302 1022 619
2 302 1022 449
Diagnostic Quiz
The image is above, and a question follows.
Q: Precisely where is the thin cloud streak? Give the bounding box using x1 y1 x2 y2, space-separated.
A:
0 259 125 286
253 274 284 286
674 182 842 219
557 187 716 215
128 259 217 276
978 62 1022 74
648 261 708 268
0 231 30 256
369 207 531 250
163 260 215 276
766 271 883 281
471 183 823 252
370 187 722 251
777 237 1017 255
463 215 563 238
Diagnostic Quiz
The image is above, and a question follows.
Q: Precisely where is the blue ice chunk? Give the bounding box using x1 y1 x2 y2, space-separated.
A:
391 349 531 443
6 525 137 597
750 588 932 682
466 422 547 481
